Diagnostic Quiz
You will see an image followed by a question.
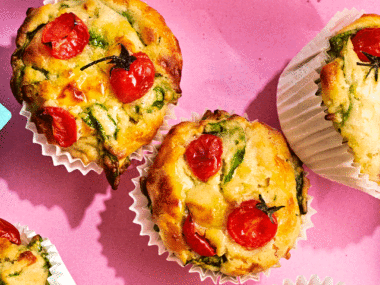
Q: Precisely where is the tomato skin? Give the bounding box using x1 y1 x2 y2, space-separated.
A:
351 28 380 62
42 12 89 60
185 134 223 182
40 107 77 148
0 218 21 245
227 200 278 249
183 215 216 256
110 52 155 104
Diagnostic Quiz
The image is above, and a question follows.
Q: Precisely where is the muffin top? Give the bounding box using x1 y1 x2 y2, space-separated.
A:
143 110 309 276
11 0 182 189
321 14 380 183
0 219 51 285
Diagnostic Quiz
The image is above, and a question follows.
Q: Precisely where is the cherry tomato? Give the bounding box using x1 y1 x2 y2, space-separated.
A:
80 45 155 104
185 134 223 182
39 107 77 148
0 218 21 245
351 28 380 62
183 215 216 256
110 52 155 104
42 12 89 60
227 200 278 249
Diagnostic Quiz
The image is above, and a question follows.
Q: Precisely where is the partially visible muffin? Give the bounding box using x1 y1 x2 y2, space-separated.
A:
0 219 51 285
11 0 182 189
321 14 380 184
143 110 309 277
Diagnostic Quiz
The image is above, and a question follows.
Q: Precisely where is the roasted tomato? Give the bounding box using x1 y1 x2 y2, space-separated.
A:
185 134 223 182
227 199 280 249
110 52 155 104
183 214 216 256
0 218 21 245
39 107 77 148
42 12 89 60
80 44 155 104
351 28 380 62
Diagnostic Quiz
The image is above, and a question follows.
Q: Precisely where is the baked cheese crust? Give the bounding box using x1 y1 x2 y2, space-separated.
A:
0 235 50 285
11 0 182 189
321 14 380 184
143 110 309 276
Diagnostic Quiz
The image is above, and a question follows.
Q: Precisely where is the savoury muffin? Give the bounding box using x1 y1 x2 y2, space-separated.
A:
142 110 309 277
11 0 182 189
0 219 51 285
321 14 380 185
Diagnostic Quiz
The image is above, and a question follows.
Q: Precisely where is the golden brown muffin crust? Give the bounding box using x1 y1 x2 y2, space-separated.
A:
338 14 380 34
11 0 183 189
145 110 309 276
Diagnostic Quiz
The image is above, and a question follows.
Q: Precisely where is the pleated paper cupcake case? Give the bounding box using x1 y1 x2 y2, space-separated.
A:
282 274 345 285
129 111 316 284
17 0 179 177
15 223 76 285
277 8 380 199
20 101 176 176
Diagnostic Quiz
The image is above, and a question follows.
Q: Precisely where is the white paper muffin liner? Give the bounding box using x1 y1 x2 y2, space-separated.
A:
277 8 380 199
12 223 76 285
20 101 176 175
129 111 316 284
282 275 345 285
16 0 179 176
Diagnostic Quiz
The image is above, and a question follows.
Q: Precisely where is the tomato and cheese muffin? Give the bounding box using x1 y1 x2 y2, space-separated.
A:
142 110 309 277
0 219 51 285
11 0 182 189
321 14 380 184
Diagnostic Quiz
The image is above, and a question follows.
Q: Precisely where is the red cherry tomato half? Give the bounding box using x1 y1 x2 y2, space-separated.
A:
227 200 278 249
0 218 21 245
42 12 89 60
351 28 380 62
110 52 155 104
183 215 216 256
185 134 223 182
40 107 77 148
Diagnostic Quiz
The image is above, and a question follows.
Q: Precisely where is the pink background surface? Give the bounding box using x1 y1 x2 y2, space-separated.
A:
0 0 380 284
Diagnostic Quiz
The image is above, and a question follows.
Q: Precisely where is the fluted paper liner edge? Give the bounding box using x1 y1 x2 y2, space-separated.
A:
277 8 380 199
14 223 76 285
17 0 178 176
129 111 316 284
20 102 176 175
282 274 345 285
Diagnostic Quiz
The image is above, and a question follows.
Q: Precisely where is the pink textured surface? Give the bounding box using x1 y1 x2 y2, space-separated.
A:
0 0 379 285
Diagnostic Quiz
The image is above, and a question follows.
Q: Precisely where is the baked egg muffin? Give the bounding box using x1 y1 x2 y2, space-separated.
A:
0 219 51 285
321 14 380 184
11 0 182 189
142 110 309 277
